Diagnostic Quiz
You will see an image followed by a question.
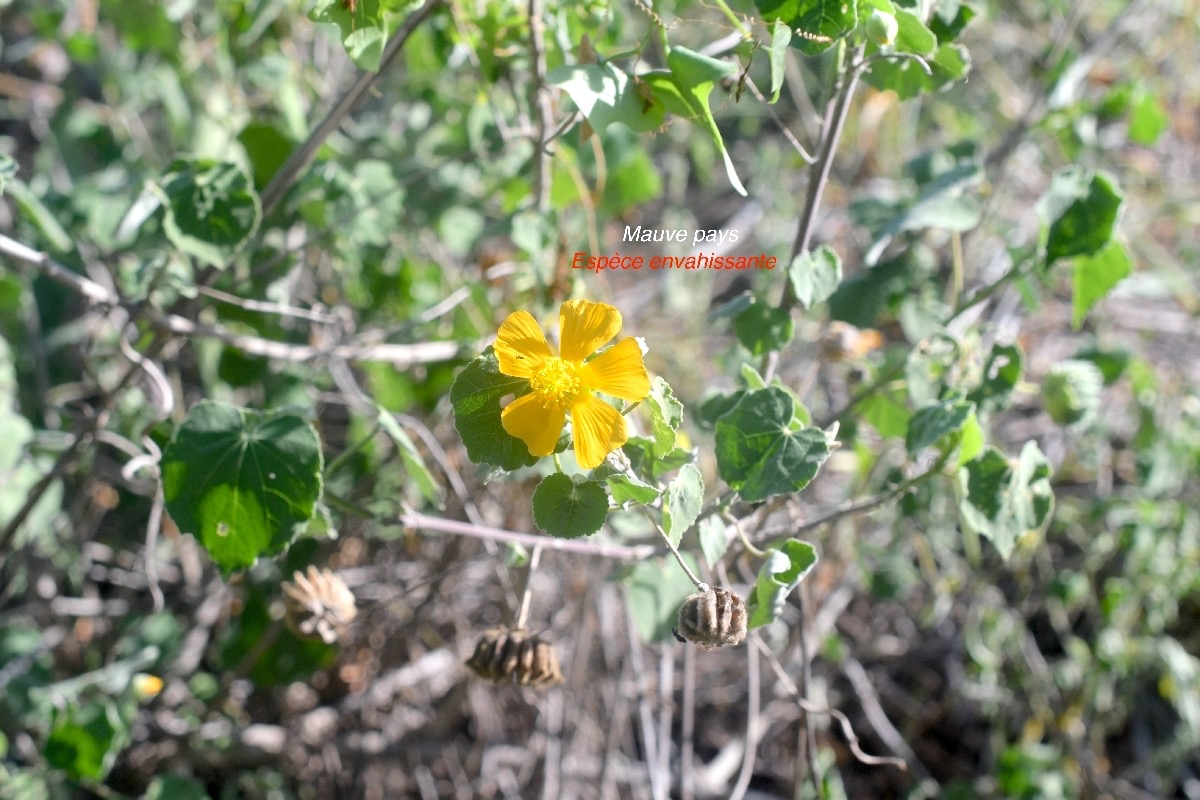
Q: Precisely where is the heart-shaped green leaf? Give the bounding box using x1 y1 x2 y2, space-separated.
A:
162 401 323 574
715 387 832 502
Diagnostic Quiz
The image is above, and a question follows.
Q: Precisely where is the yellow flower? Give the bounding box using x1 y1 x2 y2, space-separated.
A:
494 299 650 470
131 673 164 700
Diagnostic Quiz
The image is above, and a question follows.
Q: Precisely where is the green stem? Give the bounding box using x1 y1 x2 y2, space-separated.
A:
709 0 752 38
325 420 381 477
723 509 766 558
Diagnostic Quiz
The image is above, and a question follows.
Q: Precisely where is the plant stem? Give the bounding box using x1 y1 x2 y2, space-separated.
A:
259 0 445 216
652 520 705 590
781 44 866 311
792 449 952 536
723 509 766 558
709 0 752 38
514 545 543 629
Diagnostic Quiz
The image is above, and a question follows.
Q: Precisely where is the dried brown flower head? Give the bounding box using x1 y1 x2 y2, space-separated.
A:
673 586 748 649
281 566 356 644
466 627 563 687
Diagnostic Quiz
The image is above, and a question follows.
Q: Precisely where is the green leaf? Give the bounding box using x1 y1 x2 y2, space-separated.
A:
892 8 937 55
928 1 976 42
154 159 261 269
376 409 442 508
905 395 975 455
768 20 791 102
1043 360 1103 427
237 122 294 190
697 515 730 570
648 376 684 457
147 776 212 800
858 387 911 438
548 62 666 134
309 0 389 71
7 178 73 254
663 47 746 196
44 700 125 781
1071 241 1132 329
734 300 795 356
968 342 1024 413
697 390 746 431
1038 168 1124 265
747 539 818 628
1074 345 1130 385
861 170 982 265
715 388 832 502
0 151 16 195
622 436 693 481
1128 91 1170 146
1 342 63 550
162 401 323 574
957 411 985 466
531 473 609 538
740 363 768 390
218 580 336 687
450 350 540 471
622 554 702 643
863 42 970 99
958 443 1054 560
607 473 661 505
788 245 843 309
754 0 858 55
663 463 704 546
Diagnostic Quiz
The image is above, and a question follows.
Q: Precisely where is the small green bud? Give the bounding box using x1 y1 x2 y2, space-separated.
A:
865 9 899 46
1043 360 1103 426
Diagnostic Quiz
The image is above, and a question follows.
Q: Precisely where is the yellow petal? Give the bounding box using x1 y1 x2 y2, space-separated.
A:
495 311 553 379
570 393 627 470
502 393 566 457
559 300 621 363
579 338 650 402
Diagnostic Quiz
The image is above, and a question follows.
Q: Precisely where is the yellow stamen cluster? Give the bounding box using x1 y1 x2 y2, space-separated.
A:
530 357 580 408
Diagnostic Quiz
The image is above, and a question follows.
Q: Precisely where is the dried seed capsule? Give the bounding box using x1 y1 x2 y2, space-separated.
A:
282 566 357 644
466 627 563 687
674 586 747 649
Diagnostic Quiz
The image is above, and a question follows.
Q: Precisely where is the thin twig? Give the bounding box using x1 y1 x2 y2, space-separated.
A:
741 71 815 164
399 510 658 561
680 641 697 800
796 584 820 796
652 521 706 590
791 450 952 536
141 437 167 614
728 638 760 800
194 285 339 324
2 233 466 368
843 658 933 783
782 45 867 311
259 0 445 215
625 599 665 800
753 635 907 771
527 0 552 212
514 545 542 630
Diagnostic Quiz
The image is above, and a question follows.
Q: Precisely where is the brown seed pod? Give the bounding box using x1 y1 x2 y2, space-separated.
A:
281 566 357 644
673 586 747 649
466 627 563 687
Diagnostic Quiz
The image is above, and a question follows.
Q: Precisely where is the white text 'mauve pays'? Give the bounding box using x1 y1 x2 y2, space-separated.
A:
623 225 740 248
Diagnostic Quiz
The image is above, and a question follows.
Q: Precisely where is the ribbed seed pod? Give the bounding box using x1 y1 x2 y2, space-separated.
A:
281 566 357 644
466 627 563 687
673 586 747 649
